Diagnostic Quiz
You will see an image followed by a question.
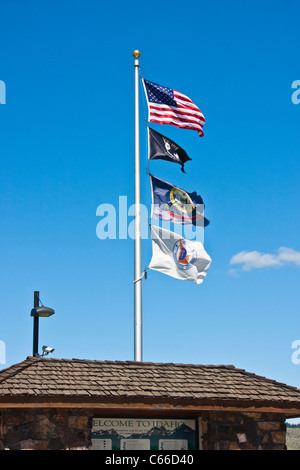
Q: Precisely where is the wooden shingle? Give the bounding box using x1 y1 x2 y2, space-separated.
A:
0 356 300 413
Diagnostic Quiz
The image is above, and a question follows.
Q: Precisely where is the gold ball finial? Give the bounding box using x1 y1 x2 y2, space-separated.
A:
133 50 141 58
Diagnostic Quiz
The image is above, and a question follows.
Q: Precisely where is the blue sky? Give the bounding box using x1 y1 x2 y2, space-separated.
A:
0 0 300 414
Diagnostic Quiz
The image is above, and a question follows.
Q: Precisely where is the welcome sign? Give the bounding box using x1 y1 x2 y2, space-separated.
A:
92 418 197 450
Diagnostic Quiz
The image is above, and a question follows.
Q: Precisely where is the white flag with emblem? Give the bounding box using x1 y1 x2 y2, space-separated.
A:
149 225 211 284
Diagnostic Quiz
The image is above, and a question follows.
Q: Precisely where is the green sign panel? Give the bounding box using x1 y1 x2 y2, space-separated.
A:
92 418 197 450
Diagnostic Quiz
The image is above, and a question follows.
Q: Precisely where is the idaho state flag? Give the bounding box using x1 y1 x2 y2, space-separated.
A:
150 174 210 227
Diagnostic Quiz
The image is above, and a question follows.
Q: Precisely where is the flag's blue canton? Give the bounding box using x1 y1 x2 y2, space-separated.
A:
144 80 177 107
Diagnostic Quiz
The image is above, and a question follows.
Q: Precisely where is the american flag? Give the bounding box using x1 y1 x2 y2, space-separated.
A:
143 79 205 137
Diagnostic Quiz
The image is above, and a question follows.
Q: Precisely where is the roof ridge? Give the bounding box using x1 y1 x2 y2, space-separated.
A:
0 356 238 371
56 358 237 369
0 356 40 384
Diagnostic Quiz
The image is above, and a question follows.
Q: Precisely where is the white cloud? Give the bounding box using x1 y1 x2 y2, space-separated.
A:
229 247 300 271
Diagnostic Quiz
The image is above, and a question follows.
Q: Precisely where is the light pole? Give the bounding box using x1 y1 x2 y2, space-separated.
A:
31 291 55 357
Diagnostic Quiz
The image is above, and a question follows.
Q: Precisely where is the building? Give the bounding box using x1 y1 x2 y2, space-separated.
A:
0 356 300 450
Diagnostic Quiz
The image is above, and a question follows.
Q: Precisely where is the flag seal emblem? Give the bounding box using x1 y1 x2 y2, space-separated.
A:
162 138 180 162
169 187 194 214
173 239 197 270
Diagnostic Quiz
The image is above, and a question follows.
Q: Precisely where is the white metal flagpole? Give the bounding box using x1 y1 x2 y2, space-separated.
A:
133 50 142 361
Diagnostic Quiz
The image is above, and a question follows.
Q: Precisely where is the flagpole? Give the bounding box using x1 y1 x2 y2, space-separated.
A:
133 50 142 362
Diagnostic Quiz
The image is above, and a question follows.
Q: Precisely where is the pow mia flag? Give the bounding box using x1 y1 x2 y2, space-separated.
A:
148 127 191 173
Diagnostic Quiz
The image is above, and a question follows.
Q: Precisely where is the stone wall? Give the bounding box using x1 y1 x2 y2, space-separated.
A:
201 411 287 450
0 408 287 450
0 408 93 450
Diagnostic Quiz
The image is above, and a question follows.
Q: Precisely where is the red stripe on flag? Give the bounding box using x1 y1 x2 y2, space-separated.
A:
149 111 204 125
149 118 204 136
149 103 204 118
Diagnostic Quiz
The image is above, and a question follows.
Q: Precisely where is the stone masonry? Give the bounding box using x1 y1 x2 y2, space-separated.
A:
0 408 93 450
201 411 286 450
0 408 286 450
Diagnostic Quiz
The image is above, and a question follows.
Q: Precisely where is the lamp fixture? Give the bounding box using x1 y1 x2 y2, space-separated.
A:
31 291 55 357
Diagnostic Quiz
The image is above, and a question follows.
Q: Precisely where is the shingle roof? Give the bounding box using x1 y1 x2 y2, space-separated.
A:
1 356 300 407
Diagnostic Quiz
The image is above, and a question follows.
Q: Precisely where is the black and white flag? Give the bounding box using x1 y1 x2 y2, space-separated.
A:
148 127 191 173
